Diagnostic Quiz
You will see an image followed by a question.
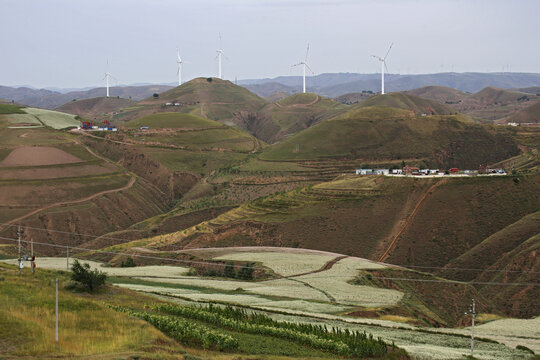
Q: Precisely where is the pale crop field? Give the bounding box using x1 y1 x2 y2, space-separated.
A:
134 276 330 302
440 316 540 353
1 258 189 277
115 283 351 314
213 251 335 276
293 257 403 307
23 108 80 129
5 114 42 125
133 256 401 307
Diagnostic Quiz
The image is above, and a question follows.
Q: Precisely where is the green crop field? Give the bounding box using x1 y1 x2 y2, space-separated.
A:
0 103 25 114
125 112 220 129
23 108 80 129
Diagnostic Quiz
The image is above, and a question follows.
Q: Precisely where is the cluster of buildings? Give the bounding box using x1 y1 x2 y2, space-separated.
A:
356 166 506 177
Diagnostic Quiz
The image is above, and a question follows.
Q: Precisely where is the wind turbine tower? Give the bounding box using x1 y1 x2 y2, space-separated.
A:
216 49 224 79
176 48 183 86
291 44 314 93
103 71 111 97
371 43 393 95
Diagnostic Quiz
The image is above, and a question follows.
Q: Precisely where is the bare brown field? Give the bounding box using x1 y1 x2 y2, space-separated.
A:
0 163 117 180
0 146 82 166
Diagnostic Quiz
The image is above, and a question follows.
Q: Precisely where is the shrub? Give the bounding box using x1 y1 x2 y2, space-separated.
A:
70 259 107 292
237 262 255 280
120 257 136 267
224 262 236 278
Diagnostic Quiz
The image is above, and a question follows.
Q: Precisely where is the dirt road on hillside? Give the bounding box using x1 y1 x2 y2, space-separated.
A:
378 180 446 262
0 177 136 231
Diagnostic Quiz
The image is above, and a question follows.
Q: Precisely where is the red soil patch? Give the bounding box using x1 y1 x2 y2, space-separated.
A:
0 146 82 167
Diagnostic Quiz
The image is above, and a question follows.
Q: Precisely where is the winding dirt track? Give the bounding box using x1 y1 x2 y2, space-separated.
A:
287 255 348 278
0 177 136 231
378 179 446 262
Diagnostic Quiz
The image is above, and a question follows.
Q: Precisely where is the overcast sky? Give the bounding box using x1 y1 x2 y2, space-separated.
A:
1 0 538 88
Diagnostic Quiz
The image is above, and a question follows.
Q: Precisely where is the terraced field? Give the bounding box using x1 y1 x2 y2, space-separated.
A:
4 249 536 360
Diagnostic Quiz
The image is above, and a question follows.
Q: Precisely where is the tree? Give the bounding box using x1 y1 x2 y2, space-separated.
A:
224 262 236 278
70 259 107 292
153 93 159 98
238 262 254 280
120 257 136 267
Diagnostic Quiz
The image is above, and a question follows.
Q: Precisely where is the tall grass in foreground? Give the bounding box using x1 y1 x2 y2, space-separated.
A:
0 270 163 357
151 303 393 357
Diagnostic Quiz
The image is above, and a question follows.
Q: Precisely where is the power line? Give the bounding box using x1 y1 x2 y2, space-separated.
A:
394 264 540 275
2 236 540 287
2 223 538 275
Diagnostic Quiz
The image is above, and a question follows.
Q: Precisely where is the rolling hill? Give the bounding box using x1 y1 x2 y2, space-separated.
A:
406 86 540 122
405 85 469 104
56 96 136 120
251 93 348 143
135 78 268 128
0 85 173 109
334 92 374 105
355 92 455 115
506 99 540 124
259 105 519 168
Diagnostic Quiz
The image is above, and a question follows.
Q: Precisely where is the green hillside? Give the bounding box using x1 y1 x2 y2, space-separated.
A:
125 112 221 129
357 92 455 115
253 93 347 143
405 86 469 104
56 96 136 119
507 99 540 124
136 78 268 128
259 106 519 168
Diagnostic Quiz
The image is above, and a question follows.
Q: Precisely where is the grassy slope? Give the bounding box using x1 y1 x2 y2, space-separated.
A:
0 262 404 359
255 93 348 143
137 78 268 125
56 96 136 119
125 112 221 129
0 263 181 359
357 92 455 115
0 103 26 114
259 105 519 168
405 86 469 104
507 99 540 124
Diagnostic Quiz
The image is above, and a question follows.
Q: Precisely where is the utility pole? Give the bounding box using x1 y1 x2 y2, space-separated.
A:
66 245 70 272
55 278 59 342
17 225 22 275
465 298 476 357
31 238 34 275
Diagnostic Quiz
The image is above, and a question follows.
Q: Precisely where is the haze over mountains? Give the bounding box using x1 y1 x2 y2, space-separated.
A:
2 72 540 109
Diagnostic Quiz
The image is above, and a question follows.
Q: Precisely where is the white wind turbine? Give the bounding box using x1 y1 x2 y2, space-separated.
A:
371 43 393 95
176 48 183 86
216 49 224 79
216 33 227 79
291 44 314 93
103 60 113 97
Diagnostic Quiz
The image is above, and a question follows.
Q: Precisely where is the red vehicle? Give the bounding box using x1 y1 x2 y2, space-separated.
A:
450 168 459 173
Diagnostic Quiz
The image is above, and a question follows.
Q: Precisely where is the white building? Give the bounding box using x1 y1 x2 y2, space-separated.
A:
375 169 390 175
356 169 373 175
391 169 403 174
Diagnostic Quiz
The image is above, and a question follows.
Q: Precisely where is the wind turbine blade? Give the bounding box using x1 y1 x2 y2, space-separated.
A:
177 48 181 61
291 63 302 67
305 43 310 62
384 43 394 60
384 61 389 74
304 63 315 74
371 55 382 61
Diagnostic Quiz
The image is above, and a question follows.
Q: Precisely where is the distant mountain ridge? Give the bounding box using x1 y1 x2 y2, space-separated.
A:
0 84 173 109
239 72 540 97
